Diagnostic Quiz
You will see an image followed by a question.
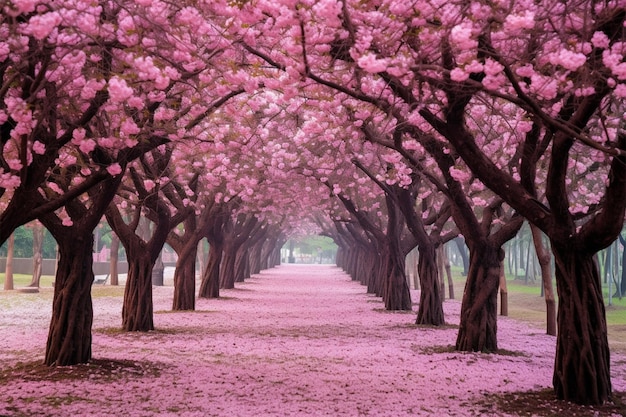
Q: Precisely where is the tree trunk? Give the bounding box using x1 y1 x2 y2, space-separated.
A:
122 254 154 331
381 244 412 311
442 245 454 299
172 241 197 311
234 248 248 283
199 240 223 298
28 225 44 287
248 242 263 275
197 240 207 281
415 244 445 325
3 233 15 290
45 231 94 365
530 224 556 336
455 244 502 352
499 260 508 317
220 244 237 289
619 234 626 297
551 243 611 405
109 233 119 286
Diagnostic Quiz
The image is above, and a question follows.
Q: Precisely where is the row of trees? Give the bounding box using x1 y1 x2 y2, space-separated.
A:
1 0 625 406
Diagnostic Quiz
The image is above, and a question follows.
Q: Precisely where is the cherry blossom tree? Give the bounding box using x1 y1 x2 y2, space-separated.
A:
407 1 625 404
105 147 191 331
1 0 250 363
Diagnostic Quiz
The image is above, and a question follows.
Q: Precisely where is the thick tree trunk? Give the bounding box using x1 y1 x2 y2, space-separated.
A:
456 244 502 352
220 245 237 289
381 245 412 311
45 232 94 365
199 241 223 298
551 243 611 405
172 254 196 311
248 242 263 275
172 245 197 310
234 248 248 283
416 244 445 325
122 254 154 331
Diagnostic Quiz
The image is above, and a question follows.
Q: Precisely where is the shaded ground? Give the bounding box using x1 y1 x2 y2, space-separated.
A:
1 264 625 416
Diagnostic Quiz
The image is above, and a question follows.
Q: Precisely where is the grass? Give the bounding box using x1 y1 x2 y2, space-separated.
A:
0 273 55 288
445 266 626 354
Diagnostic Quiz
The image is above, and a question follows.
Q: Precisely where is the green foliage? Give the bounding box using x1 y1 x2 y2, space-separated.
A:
293 235 336 253
0 226 57 259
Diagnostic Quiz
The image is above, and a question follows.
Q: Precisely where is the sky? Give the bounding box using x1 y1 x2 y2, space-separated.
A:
1 264 624 416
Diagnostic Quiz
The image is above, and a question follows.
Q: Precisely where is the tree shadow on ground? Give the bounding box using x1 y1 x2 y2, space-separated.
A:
479 389 626 417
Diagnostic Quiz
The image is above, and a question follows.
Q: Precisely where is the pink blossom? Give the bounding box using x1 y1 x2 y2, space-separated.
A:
0 172 20 189
25 12 62 40
591 31 610 49
32 141 45 155
4 0 37 15
515 64 535 78
79 139 96 154
120 118 140 136
504 11 535 34
143 179 155 191
0 42 9 61
530 74 558 100
107 77 134 103
450 24 477 50
106 163 122 176
614 84 626 98
312 0 342 25
357 53 388 73
550 49 587 71
449 166 470 182
450 68 469 82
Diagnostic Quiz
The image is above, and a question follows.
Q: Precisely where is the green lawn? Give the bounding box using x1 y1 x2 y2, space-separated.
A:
0 273 55 288
445 266 626 353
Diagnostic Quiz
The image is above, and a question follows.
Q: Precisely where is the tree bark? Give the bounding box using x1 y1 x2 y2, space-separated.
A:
618 234 626 297
220 245 237 289
442 245 454 299
415 244 445 325
44 231 94 365
381 244 412 311
455 244 503 352
499 260 508 317
3 233 15 290
109 233 119 286
122 254 155 331
199 240 223 298
28 224 44 287
551 243 611 404
172 246 197 310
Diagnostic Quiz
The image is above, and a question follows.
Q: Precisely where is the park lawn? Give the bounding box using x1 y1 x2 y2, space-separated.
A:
448 270 626 354
0 273 55 289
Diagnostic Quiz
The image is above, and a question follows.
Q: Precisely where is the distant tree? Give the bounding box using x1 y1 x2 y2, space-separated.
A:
27 222 45 288
3 233 14 290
